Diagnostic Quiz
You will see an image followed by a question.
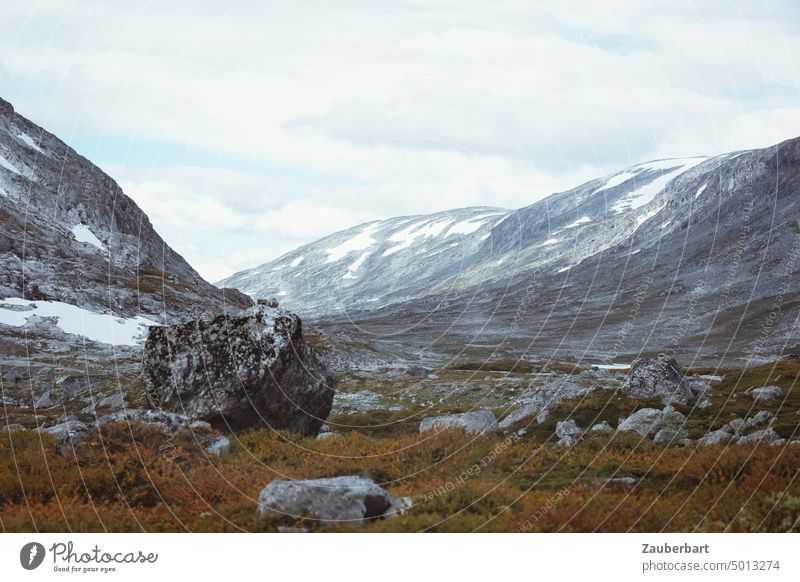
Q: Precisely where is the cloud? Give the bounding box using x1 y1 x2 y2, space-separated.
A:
2 0 799 281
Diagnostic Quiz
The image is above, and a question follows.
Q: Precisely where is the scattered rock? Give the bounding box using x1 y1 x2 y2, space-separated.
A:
143 304 336 435
737 428 784 445
498 379 593 429
746 411 775 428
556 419 580 438
557 435 577 447
420 411 498 435
617 406 686 437
331 390 383 415
619 355 693 405
206 435 231 456
653 428 687 444
721 418 747 436
258 476 396 522
699 429 734 446
97 409 209 431
316 432 342 441
1 423 26 432
42 420 90 453
748 386 784 402
591 421 613 433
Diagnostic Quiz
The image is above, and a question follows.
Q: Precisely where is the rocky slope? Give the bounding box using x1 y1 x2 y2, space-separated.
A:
0 97 251 323
222 138 800 365
0 97 251 411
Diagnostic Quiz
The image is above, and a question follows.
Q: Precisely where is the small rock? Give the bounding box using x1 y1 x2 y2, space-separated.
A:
721 418 747 436
749 386 784 402
591 421 613 433
653 428 687 444
42 420 90 453
1 423 26 432
699 429 734 446
617 406 686 437
258 476 396 522
555 419 580 438
316 432 342 441
420 411 498 435
277 526 310 533
557 435 576 447
746 410 775 428
737 428 783 445
206 435 231 456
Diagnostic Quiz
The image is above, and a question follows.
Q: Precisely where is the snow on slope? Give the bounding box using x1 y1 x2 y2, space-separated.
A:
0 297 157 346
71 223 107 251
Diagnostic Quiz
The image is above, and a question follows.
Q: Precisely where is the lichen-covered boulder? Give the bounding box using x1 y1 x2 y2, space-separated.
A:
620 355 693 404
143 305 336 435
258 476 396 522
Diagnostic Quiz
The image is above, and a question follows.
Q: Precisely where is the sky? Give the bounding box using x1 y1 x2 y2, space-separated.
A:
1 0 799 281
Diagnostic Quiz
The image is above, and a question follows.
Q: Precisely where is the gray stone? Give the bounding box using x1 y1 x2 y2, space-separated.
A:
619 355 693 404
1 423 26 432
746 410 775 428
617 406 686 437
42 420 90 452
258 476 396 522
144 304 336 435
591 421 613 433
386 496 413 518
749 386 784 402
206 435 231 456
737 428 783 445
557 435 577 447
97 409 206 431
699 429 734 446
316 432 342 441
721 418 747 436
556 419 581 438
420 411 498 435
653 428 687 444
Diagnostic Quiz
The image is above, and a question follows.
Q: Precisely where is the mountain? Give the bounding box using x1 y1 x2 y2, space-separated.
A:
0 97 251 325
0 97 251 408
221 139 800 365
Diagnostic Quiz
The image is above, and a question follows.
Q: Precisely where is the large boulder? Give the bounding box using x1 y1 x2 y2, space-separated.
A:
619 355 693 405
419 411 498 435
258 476 397 522
144 305 336 435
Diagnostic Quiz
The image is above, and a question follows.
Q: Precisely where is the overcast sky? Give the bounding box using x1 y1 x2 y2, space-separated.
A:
2 0 799 281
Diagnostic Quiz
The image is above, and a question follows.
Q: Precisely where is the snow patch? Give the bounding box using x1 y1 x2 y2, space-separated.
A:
18 133 43 153
611 158 706 213
446 218 486 236
71 224 106 251
326 223 379 262
342 251 370 279
541 238 561 246
694 184 708 199
565 216 592 228
290 256 304 267
383 218 454 256
0 154 21 175
557 266 571 273
0 297 157 346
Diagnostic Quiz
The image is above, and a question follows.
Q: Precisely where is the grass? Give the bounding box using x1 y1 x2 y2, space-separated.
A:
1 360 798 532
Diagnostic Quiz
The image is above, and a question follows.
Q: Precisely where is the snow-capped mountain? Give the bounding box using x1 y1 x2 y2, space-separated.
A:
222 138 800 364
0 97 251 325
220 155 714 313
220 206 509 314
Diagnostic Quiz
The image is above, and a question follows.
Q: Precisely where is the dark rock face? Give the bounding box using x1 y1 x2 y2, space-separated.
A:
143 305 336 435
620 355 693 404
